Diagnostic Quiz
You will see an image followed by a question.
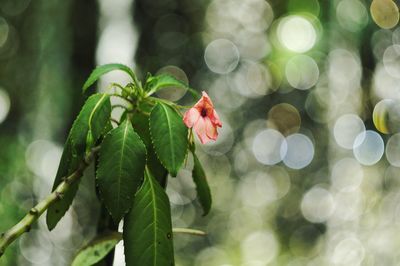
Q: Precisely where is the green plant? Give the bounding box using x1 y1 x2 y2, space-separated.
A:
0 63 217 265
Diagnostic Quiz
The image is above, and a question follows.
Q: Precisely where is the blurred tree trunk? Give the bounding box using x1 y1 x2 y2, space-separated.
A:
133 0 209 89
0 0 98 265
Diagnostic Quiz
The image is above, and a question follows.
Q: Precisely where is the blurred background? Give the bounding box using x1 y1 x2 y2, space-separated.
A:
1 0 400 265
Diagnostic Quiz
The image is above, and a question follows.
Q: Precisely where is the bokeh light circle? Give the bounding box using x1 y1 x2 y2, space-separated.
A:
25 140 63 183
267 103 301 135
333 114 366 149
370 0 399 29
19 229 53 264
0 17 9 47
373 99 400 134
277 15 317 53
204 39 240 74
331 158 363 192
285 55 319 90
336 0 369 32
209 77 246 110
241 230 279 264
305 89 329 123
385 133 400 167
0 88 10 124
372 64 400 101
383 45 400 78
238 171 279 208
195 247 231 266
301 186 335 223
230 60 275 98
237 0 274 32
353 130 384 165
252 129 287 165
330 237 365 265
155 65 188 101
282 133 314 169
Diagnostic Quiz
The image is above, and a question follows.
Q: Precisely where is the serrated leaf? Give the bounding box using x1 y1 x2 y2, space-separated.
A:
82 63 135 93
46 93 111 230
70 93 112 154
46 138 82 230
131 109 152 147
131 111 167 181
150 103 188 177
146 74 187 94
192 153 212 216
97 120 147 224
88 94 112 142
123 171 174 266
71 232 122 266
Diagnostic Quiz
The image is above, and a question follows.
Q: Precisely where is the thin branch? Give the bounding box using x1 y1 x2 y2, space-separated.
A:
0 147 98 258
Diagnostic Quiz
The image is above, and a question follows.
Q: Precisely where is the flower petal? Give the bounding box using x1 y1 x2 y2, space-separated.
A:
193 117 211 144
205 117 218 140
183 107 200 128
201 91 214 108
194 91 214 113
210 109 222 127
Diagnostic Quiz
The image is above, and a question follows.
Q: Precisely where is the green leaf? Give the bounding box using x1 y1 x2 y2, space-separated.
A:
82 63 135 93
102 121 114 137
46 138 82 230
146 74 187 94
192 153 212 216
70 93 112 154
97 120 147 224
88 94 112 143
71 232 122 266
145 73 201 100
131 109 152 147
123 171 174 266
149 103 188 177
131 111 168 181
46 94 111 230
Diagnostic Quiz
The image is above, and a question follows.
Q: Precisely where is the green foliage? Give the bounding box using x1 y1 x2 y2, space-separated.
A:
150 103 188 177
71 232 122 266
96 120 147 224
69 93 112 154
146 74 187 93
123 171 174 266
82 63 136 93
47 93 111 230
145 74 201 100
131 110 168 182
46 138 82 230
2 64 216 265
88 94 112 144
192 153 212 216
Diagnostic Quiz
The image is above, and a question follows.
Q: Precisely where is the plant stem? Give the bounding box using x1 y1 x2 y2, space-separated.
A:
110 94 134 104
172 228 206 236
0 148 98 258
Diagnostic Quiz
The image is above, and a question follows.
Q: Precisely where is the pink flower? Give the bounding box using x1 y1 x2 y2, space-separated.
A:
183 91 222 144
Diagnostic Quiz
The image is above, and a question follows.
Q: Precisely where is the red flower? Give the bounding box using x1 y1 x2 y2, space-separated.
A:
183 91 222 144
